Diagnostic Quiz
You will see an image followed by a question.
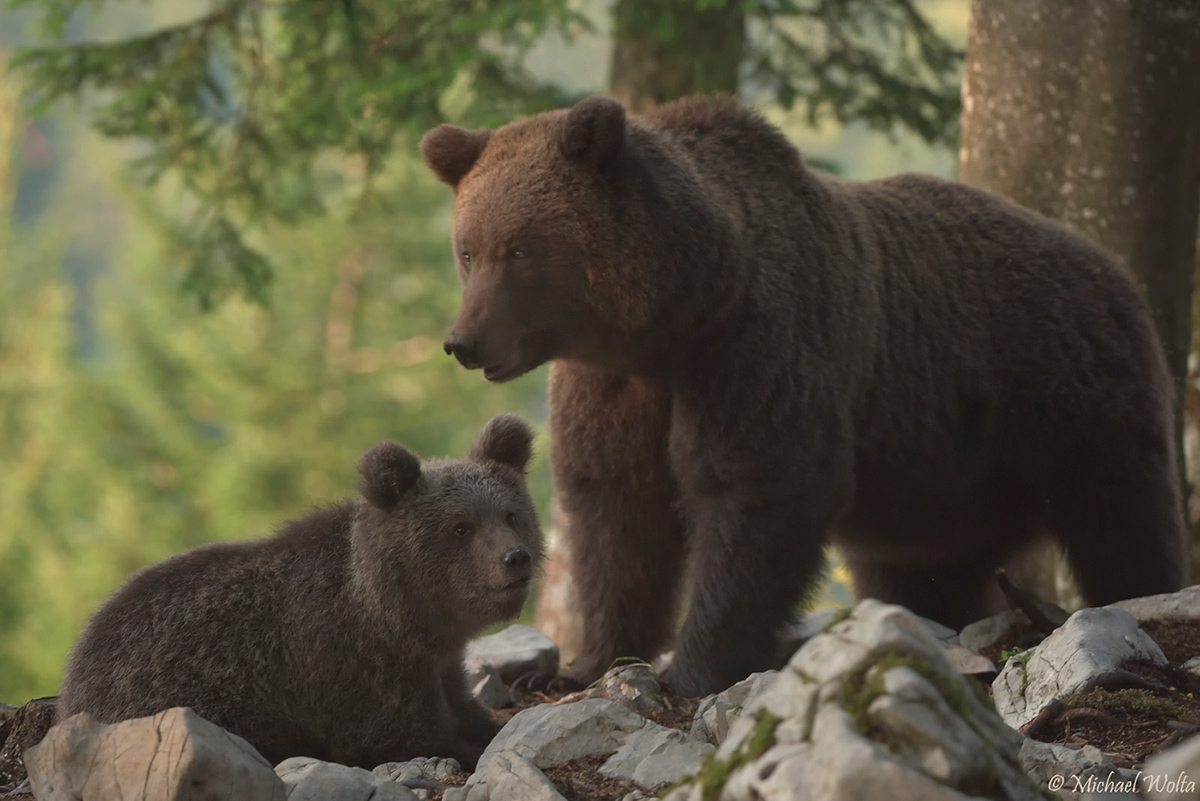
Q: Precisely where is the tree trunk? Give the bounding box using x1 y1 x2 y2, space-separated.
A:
959 0 1200 596
608 0 745 113
533 1 746 666
0 52 19 273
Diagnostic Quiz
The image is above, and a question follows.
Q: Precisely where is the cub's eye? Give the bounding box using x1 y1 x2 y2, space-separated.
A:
461 252 472 269
505 511 517 527
454 523 473 539
511 249 525 260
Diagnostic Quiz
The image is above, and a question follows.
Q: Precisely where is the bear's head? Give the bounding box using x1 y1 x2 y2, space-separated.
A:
352 414 543 640
421 96 721 381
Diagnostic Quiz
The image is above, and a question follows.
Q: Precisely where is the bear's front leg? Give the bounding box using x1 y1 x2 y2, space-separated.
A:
550 362 689 686
441 661 500 750
664 400 855 698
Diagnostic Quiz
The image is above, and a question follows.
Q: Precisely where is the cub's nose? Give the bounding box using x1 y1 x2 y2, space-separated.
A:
443 336 480 369
503 547 532 580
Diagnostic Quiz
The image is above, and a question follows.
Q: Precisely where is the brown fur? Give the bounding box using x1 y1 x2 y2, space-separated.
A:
421 95 1189 697
58 415 542 769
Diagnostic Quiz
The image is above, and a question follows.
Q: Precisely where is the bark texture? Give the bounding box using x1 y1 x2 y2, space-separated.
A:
959 0 1200 590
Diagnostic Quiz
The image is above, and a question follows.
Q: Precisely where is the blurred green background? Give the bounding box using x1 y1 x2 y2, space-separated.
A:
0 0 968 702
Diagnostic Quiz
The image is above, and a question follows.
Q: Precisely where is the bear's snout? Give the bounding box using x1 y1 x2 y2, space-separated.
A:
502 547 533 583
443 335 480 369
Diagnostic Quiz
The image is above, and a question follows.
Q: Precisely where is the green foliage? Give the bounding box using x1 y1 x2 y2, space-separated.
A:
0 146 550 703
745 0 962 146
1061 688 1200 724
669 707 781 801
6 0 584 304
6 0 961 304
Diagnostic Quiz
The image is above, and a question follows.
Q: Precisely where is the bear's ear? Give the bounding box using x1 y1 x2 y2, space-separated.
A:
469 414 534 473
420 125 491 188
358 441 422 510
559 96 626 166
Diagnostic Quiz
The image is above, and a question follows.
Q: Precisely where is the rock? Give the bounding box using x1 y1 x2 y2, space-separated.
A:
992 607 1167 730
958 605 1069 654
917 615 960 645
26 707 286 801
1143 732 1200 800
277 756 418 800
1110 586 1200 623
598 725 712 788
690 672 780 745
374 757 462 800
0 697 56 788
478 698 646 771
466 662 514 709
553 663 667 715
1182 656 1200 678
943 645 998 677
485 751 566 801
465 625 559 684
663 599 1044 801
776 608 844 661
1018 738 1138 800
599 663 664 714
960 610 1027 653
374 756 462 783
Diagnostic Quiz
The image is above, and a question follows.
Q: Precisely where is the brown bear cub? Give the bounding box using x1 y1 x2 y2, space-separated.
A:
58 414 541 770
421 95 1189 698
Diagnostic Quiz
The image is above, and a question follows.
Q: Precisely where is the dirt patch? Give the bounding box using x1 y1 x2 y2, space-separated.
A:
1140 619 1200 667
542 753 633 801
0 697 57 792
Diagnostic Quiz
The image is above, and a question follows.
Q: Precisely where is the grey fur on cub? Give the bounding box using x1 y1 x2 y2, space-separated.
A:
58 414 542 770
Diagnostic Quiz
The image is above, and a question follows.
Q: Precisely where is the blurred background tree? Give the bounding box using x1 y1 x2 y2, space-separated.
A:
1 0 980 702
958 0 1200 604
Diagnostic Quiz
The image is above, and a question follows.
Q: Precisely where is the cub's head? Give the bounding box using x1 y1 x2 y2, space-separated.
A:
354 414 543 639
421 96 669 382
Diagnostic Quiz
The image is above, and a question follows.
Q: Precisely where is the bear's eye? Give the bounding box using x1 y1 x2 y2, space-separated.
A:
505 511 517 527
461 252 472 270
511 249 525 260
454 523 473 539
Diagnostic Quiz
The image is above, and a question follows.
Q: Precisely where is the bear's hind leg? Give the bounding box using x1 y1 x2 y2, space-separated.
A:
550 364 689 686
1035 432 1188 606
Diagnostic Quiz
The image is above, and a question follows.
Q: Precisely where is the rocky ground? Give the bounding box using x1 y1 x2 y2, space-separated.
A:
6 589 1200 800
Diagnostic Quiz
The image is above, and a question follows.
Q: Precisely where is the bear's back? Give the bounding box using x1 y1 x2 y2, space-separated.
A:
58 503 358 732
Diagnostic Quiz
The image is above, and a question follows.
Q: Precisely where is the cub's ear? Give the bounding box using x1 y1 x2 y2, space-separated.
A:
559 96 626 166
469 414 534 473
358 442 422 510
420 125 491 188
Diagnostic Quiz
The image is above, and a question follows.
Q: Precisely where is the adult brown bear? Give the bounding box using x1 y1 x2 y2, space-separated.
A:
420 94 1188 698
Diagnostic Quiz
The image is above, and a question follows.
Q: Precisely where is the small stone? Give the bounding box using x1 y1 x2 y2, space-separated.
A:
960 610 1028 653
598 724 712 788
375 757 463 799
467 662 514 709
26 708 286 801
465 625 559 684
600 663 664 714
486 751 567 801
1182 656 1200 678
374 756 462 783
1111 586 1200 624
1018 739 1133 801
479 698 645 771
943 644 998 677
278 756 418 800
